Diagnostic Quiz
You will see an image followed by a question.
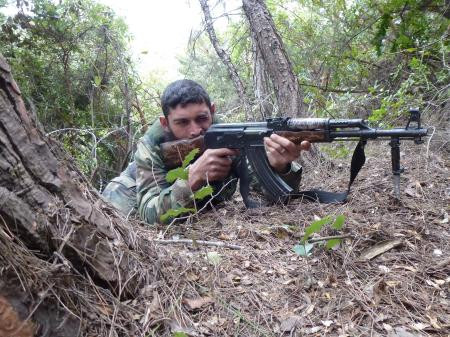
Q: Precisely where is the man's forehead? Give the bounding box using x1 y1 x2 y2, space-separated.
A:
169 103 210 120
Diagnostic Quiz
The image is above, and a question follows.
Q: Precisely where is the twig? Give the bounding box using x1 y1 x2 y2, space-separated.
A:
153 239 242 250
307 234 353 243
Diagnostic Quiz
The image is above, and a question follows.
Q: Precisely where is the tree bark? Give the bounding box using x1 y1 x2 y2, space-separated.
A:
199 0 252 120
0 54 154 294
251 29 274 119
242 0 307 117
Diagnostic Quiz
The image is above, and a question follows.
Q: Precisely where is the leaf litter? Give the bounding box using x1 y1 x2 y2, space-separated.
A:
1 130 449 336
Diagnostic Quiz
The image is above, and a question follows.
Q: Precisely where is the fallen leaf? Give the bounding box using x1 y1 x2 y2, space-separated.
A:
383 323 393 331
426 314 441 329
182 296 214 311
303 304 315 316
218 233 231 241
373 279 388 305
280 315 302 332
412 322 429 330
309 326 322 333
433 249 442 256
425 279 440 289
389 326 417 337
321 320 333 327
359 239 403 261
206 252 221 265
168 319 198 336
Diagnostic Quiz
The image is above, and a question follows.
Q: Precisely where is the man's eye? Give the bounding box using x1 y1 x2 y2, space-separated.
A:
197 116 208 122
177 120 189 126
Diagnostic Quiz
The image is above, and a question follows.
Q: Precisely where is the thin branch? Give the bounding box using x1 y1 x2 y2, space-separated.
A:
153 239 242 250
307 234 353 243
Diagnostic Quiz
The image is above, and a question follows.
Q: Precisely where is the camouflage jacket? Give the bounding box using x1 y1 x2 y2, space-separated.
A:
104 118 303 224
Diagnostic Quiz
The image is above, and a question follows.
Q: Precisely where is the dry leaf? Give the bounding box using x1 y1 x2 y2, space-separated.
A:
280 315 302 332
168 319 198 336
182 296 214 311
321 320 333 327
412 322 429 330
359 239 403 261
304 304 315 316
426 314 441 329
383 323 393 331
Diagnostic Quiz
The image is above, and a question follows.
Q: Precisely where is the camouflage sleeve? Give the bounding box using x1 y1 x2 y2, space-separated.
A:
135 141 195 225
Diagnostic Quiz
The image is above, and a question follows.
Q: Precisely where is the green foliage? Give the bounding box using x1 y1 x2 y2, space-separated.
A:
166 148 200 183
0 0 164 187
161 149 213 223
182 148 200 169
301 216 332 243
166 167 189 183
193 185 213 201
293 215 346 256
160 207 196 223
172 332 188 337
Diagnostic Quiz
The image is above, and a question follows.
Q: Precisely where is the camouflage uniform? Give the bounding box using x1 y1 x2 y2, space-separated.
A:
103 118 303 224
102 161 137 217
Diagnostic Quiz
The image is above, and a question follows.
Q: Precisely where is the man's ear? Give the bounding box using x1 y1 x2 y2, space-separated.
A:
210 102 216 116
159 116 170 132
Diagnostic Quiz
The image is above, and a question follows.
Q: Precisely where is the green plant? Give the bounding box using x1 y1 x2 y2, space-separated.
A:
293 215 346 256
160 148 214 223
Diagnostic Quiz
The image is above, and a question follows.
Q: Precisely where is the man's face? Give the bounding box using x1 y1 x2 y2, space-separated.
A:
160 102 214 140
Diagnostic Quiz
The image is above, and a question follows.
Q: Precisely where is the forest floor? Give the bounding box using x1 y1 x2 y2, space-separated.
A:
131 132 449 337
2 121 449 337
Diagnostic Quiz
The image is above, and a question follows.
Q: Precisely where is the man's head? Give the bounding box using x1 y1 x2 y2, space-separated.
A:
160 80 215 140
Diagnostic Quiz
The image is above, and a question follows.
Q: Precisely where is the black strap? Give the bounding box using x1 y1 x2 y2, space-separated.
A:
292 140 367 203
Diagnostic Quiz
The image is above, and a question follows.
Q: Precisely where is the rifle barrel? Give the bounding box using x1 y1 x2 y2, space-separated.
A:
330 128 428 139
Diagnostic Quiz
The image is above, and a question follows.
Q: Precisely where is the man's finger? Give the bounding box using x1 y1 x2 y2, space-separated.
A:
208 148 239 157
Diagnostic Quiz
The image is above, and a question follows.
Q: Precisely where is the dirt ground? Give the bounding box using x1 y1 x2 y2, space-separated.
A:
1 126 449 336
135 138 449 337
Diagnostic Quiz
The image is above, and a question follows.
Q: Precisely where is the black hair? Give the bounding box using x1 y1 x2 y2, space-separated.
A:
161 79 212 118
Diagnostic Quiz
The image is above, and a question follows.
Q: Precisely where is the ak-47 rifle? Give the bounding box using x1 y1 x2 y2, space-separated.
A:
161 109 428 208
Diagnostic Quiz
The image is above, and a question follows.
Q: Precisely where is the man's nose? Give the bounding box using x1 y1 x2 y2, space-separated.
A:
189 122 203 137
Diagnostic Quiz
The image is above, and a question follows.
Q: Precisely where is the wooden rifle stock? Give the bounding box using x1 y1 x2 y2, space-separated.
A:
160 135 206 169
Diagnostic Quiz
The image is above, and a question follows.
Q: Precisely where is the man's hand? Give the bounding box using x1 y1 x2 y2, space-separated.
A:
188 148 238 191
264 134 311 173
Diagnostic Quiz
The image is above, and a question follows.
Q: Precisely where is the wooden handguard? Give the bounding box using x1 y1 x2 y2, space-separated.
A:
160 135 205 169
275 130 327 144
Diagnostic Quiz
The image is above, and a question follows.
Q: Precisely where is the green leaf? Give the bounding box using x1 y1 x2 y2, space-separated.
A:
293 243 314 256
160 207 195 223
331 215 345 230
94 75 102 87
193 185 213 200
301 216 332 243
166 167 188 183
173 332 188 337
326 239 341 250
182 148 200 169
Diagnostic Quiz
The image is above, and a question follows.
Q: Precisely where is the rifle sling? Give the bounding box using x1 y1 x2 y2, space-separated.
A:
292 140 367 203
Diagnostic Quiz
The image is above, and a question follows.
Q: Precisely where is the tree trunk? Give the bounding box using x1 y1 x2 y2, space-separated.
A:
199 0 253 120
251 29 274 119
242 0 307 117
0 55 156 335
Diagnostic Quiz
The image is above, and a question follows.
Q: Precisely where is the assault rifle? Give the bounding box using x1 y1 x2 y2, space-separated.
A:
161 109 428 208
